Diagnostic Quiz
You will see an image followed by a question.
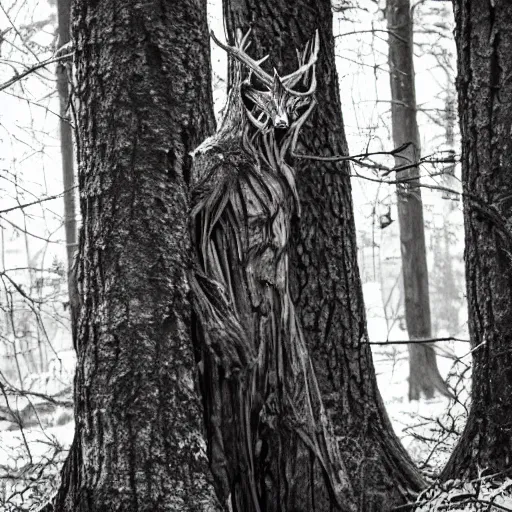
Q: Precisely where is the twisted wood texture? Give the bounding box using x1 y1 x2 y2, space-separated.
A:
190 73 353 511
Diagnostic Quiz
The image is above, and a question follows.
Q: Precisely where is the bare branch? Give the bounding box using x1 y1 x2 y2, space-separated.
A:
0 53 73 94
0 186 77 214
335 29 408 44
367 337 470 345
293 144 458 175
293 141 414 162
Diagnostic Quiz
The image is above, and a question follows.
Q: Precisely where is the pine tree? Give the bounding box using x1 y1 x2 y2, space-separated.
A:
442 0 512 479
48 0 218 510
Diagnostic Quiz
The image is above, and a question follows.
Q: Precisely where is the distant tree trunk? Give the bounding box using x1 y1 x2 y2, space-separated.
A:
223 1 425 510
442 0 512 479
47 0 219 510
387 0 451 401
56 0 77 325
433 67 460 337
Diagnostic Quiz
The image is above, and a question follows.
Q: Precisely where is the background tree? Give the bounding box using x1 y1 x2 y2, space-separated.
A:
47 0 219 509
441 0 512 480
386 0 451 401
223 0 424 509
55 0 77 323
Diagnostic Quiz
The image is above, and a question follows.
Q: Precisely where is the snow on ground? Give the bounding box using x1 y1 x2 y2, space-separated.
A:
0 284 471 509
0 422 74 510
364 281 471 474
0 349 75 510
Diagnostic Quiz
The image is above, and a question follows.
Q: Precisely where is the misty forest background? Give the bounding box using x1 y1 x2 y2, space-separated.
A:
0 0 509 511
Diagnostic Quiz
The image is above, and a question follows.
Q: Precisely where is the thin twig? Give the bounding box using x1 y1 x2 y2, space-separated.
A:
0 53 73 93
367 337 470 345
0 186 77 214
292 141 414 162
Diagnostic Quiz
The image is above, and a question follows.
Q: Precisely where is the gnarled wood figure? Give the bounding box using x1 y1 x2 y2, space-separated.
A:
190 31 353 512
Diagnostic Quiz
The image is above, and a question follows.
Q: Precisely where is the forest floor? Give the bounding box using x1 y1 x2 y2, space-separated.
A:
364 282 470 476
1 282 506 511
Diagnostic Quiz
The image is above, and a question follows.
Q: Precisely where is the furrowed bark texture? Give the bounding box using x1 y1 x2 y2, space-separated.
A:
387 0 451 402
441 0 512 479
50 0 218 510
224 1 425 510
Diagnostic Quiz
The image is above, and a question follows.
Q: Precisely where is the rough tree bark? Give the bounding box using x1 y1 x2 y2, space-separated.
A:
386 0 452 401
223 1 425 510
441 0 512 479
46 0 219 510
191 34 354 512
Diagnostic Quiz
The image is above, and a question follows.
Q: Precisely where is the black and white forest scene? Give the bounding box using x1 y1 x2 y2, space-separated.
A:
0 0 511 510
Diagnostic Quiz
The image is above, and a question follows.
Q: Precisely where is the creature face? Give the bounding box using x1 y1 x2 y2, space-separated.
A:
211 29 319 133
241 71 315 131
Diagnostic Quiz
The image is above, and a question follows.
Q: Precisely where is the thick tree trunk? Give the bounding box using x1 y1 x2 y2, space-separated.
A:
387 0 451 401
441 0 512 479
48 0 219 510
223 1 425 510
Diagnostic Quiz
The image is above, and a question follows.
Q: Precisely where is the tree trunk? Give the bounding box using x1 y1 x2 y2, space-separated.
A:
56 0 77 321
441 0 512 480
386 0 452 401
48 0 219 510
223 1 425 510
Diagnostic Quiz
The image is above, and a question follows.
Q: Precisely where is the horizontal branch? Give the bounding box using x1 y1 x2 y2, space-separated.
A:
350 171 461 191
2 385 73 408
293 145 458 175
292 141 414 163
0 186 77 214
335 29 408 44
0 52 73 93
367 337 470 345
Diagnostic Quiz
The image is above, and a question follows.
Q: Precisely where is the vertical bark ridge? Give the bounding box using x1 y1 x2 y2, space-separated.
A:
442 0 512 479
50 0 218 510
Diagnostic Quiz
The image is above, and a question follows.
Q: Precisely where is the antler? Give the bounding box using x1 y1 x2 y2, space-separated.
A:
211 29 319 97
281 30 320 94
210 30 273 89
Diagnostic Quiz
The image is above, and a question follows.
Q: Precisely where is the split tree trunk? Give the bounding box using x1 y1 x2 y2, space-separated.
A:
48 0 218 510
442 0 512 479
387 0 451 401
224 1 425 509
